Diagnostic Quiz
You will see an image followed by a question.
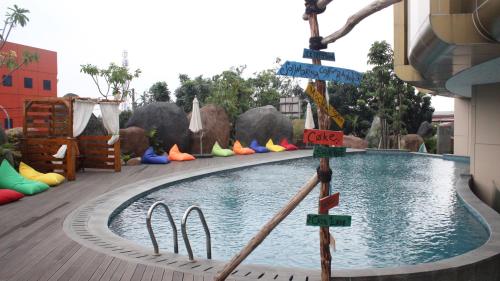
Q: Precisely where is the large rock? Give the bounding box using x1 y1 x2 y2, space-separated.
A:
81 114 107 136
187 104 230 154
0 127 6 145
343 135 368 149
417 121 434 138
5 127 23 151
365 116 381 148
126 102 190 152
120 126 149 158
437 122 454 154
401 134 424 152
235 106 293 146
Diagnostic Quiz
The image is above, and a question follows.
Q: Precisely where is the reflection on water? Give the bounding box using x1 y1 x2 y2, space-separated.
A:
110 154 488 269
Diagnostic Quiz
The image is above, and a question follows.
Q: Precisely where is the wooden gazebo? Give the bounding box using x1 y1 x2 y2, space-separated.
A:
22 97 121 181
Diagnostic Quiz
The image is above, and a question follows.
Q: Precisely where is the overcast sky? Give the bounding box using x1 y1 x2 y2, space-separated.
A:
2 0 453 111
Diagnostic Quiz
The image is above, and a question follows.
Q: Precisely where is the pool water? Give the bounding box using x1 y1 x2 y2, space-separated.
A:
110 153 489 269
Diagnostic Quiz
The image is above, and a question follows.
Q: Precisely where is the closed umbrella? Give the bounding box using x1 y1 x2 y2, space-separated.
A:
305 102 315 129
189 97 203 154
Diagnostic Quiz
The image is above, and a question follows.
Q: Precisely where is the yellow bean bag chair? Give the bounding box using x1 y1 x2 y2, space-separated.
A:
19 162 65 187
168 144 195 161
232 140 255 155
266 139 286 152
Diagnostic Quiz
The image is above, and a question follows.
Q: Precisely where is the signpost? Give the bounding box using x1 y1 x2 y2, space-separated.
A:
277 60 363 85
305 82 345 128
303 129 343 146
306 214 351 227
303 48 336 61
319 192 339 213
313 146 346 158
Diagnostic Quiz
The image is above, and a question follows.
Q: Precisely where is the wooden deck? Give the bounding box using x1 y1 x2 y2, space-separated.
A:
0 151 316 281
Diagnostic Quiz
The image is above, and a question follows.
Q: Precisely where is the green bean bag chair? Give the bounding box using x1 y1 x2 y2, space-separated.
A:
212 141 234 157
0 160 49 195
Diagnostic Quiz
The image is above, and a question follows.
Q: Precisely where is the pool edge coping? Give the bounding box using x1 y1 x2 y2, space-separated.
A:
63 149 500 279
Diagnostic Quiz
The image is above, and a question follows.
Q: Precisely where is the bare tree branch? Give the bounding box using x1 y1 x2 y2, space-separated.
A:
302 0 334 20
321 0 402 45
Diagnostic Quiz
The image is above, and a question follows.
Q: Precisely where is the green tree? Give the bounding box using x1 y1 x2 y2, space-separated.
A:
80 63 141 100
148 81 171 102
174 74 213 112
0 5 38 84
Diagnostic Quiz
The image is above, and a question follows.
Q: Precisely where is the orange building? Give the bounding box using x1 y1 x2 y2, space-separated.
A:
0 41 57 129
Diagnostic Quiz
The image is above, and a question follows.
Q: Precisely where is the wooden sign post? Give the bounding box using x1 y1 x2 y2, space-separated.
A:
303 129 344 146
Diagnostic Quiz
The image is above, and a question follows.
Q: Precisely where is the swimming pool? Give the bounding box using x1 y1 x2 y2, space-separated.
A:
109 153 489 269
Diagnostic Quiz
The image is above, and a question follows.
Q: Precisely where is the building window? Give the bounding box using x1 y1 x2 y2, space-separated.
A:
24 77 33 88
4 118 13 129
43 80 51 90
2 75 12 87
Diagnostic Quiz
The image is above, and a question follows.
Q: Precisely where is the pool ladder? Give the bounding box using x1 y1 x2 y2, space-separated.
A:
146 202 211 260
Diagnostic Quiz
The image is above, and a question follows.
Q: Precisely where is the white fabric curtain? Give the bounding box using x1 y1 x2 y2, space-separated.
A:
305 102 315 129
100 102 121 145
53 100 96 158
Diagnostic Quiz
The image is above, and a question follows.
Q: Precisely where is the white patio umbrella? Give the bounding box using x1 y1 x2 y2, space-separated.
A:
305 102 315 129
189 97 203 154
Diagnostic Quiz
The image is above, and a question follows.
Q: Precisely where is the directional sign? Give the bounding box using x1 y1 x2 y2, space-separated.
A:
313 146 346 158
303 129 343 146
303 49 336 61
306 214 351 227
305 83 344 128
277 60 363 85
319 192 340 213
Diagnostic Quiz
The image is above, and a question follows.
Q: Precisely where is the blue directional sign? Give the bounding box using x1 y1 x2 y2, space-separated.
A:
303 49 336 61
277 61 363 85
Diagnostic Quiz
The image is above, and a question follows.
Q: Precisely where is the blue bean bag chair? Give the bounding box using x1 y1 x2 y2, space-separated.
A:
249 140 269 153
142 147 169 164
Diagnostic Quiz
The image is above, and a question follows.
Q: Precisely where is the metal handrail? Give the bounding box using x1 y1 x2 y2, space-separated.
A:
146 201 179 255
181 205 211 260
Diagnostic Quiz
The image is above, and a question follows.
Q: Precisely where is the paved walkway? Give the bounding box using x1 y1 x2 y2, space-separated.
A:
0 150 318 281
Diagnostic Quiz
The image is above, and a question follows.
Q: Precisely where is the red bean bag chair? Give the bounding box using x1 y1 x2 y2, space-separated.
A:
0 189 24 205
169 144 195 161
280 138 298 151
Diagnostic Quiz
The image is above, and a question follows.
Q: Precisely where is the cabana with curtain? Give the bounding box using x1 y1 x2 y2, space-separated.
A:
22 97 121 181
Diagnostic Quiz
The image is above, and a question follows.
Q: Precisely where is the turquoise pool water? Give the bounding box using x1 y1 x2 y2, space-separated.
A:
109 153 489 269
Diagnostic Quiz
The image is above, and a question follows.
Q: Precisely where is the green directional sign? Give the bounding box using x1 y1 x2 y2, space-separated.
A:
313 146 346 158
306 214 351 227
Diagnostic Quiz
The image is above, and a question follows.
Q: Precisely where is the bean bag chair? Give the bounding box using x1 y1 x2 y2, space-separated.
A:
280 138 298 151
19 162 65 186
0 189 24 205
266 139 286 152
212 141 234 157
249 140 269 153
142 147 169 164
232 140 255 155
169 144 195 161
0 160 50 195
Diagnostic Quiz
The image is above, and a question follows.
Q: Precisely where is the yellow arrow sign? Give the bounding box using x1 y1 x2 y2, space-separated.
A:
305 83 345 128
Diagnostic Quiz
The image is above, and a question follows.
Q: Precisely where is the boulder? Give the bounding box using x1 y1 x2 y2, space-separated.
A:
120 126 149 158
187 104 230 154
81 114 107 136
0 127 6 145
365 116 381 148
126 157 142 166
401 134 424 152
126 102 190 152
343 135 368 149
417 121 434 138
235 105 293 146
5 127 23 151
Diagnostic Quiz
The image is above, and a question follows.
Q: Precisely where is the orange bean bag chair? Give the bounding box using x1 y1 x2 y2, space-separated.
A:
232 140 255 155
168 144 195 161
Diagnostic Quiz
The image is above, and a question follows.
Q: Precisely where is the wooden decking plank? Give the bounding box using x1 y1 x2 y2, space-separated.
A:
172 271 183 281
119 262 138 281
73 251 107 281
183 272 194 281
151 267 165 281
44 246 87 281
27 241 81 281
66 249 101 281
97 257 121 281
161 269 174 281
88 255 114 281
140 265 156 281
108 259 129 281
130 264 147 281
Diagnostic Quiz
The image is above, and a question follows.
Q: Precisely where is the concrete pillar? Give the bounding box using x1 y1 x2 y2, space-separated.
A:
454 97 471 156
470 83 500 212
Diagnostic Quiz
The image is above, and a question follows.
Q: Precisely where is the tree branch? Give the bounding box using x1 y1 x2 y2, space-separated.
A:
321 0 402 45
302 0 334 20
